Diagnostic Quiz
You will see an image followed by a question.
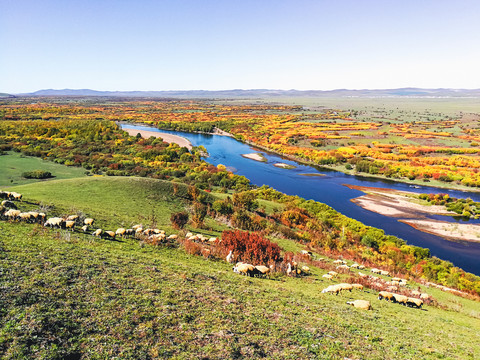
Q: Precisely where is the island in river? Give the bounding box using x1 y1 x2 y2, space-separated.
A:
346 184 480 243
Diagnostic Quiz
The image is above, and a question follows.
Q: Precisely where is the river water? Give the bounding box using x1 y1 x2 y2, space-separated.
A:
122 124 480 275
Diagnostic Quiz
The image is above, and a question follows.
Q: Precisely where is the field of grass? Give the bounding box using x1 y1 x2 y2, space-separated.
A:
10 176 222 236
1 177 480 359
0 152 87 188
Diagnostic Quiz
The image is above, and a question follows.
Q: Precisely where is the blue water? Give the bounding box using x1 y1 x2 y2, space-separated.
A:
122 124 480 275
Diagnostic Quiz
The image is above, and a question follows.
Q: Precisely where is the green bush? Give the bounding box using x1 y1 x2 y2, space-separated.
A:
22 170 53 179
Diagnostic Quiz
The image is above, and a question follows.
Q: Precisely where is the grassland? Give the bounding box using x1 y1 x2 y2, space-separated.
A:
1 176 480 359
0 151 87 187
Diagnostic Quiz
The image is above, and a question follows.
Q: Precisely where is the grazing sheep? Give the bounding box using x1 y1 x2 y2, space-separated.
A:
102 231 116 240
81 225 89 232
167 234 178 240
301 265 310 273
347 300 372 310
406 297 423 309
5 209 21 221
322 284 342 295
66 215 79 222
358 272 367 278
84 218 95 226
254 265 270 278
333 260 343 264
358 265 365 270
327 271 338 277
420 293 430 300
350 263 360 269
371 268 381 274
322 283 353 295
380 270 390 276
378 291 394 301
92 229 103 237
65 220 76 231
125 229 135 237
392 277 402 282
300 250 312 257
28 211 39 223
1 200 17 209
338 283 353 292
233 263 255 277
392 294 408 305
132 224 143 230
0 191 9 199
411 290 421 296
208 237 217 243
9 192 22 201
38 213 46 223
352 284 364 291
44 217 64 228
336 264 350 270
19 212 33 222
115 228 127 237
143 228 155 236
226 250 234 263
322 274 333 280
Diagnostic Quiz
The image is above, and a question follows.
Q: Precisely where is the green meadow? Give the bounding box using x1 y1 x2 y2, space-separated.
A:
0 151 87 187
1 175 479 359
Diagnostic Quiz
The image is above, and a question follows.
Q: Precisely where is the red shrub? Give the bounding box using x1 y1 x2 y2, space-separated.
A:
221 230 282 265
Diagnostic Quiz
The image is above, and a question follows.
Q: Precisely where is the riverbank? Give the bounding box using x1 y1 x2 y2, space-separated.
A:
123 128 193 150
347 184 480 243
400 219 480 243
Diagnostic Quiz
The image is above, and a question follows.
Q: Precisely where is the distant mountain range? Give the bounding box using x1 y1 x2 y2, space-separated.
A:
12 88 480 98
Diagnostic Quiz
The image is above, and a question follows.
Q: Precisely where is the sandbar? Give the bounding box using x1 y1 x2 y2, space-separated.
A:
345 184 480 242
400 219 480 242
241 153 267 162
274 163 296 169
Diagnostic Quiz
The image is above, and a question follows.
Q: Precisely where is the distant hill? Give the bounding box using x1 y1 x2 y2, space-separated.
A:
0 92 14 98
18 88 480 98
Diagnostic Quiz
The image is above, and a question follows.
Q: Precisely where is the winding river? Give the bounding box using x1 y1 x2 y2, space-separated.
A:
122 124 480 275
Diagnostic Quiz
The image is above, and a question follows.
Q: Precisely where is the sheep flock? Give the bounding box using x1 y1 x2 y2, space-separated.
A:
1 189 452 312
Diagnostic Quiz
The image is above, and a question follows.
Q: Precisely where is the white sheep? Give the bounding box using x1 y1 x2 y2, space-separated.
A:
347 300 372 310
254 265 271 277
65 220 76 231
233 263 255 277
226 250 234 263
44 217 64 228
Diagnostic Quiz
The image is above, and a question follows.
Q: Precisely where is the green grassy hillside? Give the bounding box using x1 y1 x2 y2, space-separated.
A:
0 152 87 187
1 177 479 359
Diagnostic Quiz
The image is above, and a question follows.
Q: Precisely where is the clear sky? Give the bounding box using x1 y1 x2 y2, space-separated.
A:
2 0 480 93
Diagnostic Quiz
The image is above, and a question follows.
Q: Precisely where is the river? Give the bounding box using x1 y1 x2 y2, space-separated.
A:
122 124 480 275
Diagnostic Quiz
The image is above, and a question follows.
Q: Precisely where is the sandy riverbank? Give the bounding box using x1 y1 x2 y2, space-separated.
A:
400 219 480 242
346 184 480 242
123 128 192 150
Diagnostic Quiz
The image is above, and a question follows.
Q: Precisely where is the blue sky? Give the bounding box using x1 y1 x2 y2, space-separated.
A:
1 0 480 93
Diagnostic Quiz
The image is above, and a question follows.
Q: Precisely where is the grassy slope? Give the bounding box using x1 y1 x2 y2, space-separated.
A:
1 177 479 359
0 152 87 188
